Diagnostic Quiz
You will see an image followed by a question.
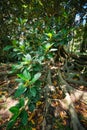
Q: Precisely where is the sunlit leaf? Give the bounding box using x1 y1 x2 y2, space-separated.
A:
17 74 27 81
9 106 19 114
30 73 41 84
23 69 31 80
22 5 28 8
24 54 31 61
47 33 52 39
45 43 53 52
38 0 43 6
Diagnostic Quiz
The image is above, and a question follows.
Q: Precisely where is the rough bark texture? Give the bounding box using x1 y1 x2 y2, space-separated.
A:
57 69 86 130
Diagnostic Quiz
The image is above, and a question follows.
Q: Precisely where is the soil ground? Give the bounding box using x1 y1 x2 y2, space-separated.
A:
0 63 87 130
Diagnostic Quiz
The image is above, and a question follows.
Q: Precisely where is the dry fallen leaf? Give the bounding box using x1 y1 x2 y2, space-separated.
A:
37 115 43 124
36 101 42 106
28 111 35 121
62 119 67 125
52 94 59 99
32 128 36 130
60 111 67 119
31 119 35 124
53 80 57 86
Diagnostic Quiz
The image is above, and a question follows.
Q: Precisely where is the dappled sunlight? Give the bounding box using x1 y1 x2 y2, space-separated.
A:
0 1 87 130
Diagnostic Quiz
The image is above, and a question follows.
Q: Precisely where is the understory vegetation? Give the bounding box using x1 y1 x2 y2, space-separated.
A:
0 0 87 130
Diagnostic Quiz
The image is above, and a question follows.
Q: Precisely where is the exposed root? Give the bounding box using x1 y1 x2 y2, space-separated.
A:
42 67 53 130
59 93 85 130
66 78 87 86
58 70 87 104
57 69 85 130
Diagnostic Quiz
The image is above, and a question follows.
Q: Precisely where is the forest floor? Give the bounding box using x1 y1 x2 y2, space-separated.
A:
0 62 87 130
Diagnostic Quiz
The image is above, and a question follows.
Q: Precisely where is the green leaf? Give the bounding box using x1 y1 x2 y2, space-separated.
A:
23 69 31 80
24 54 31 61
22 5 28 8
6 119 16 130
15 85 27 98
30 87 37 97
17 74 27 81
15 78 23 83
9 106 19 114
17 70 31 81
34 73 41 80
6 114 18 130
29 103 36 112
47 33 52 38
18 98 25 108
3 45 12 51
21 109 28 125
30 73 41 84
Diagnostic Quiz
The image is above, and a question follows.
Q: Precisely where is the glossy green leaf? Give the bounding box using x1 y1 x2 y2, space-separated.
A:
30 87 37 97
15 85 27 98
6 114 18 130
47 33 52 38
6 119 16 130
21 109 28 125
15 78 23 83
23 69 31 80
30 72 41 84
24 54 31 61
17 74 27 81
9 106 19 114
18 98 25 108
3 45 12 51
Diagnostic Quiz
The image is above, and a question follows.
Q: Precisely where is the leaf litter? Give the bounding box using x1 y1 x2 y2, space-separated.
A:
0 63 87 130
